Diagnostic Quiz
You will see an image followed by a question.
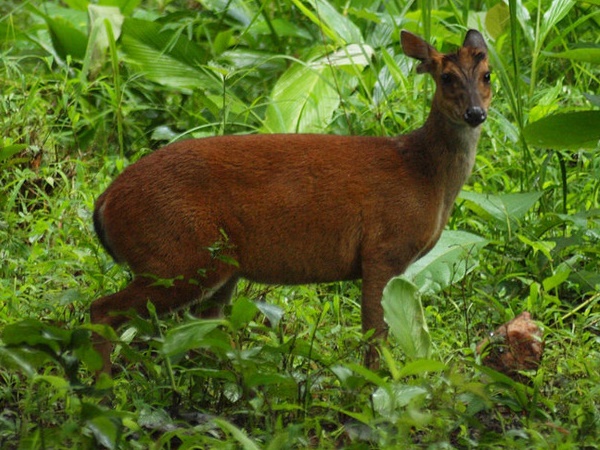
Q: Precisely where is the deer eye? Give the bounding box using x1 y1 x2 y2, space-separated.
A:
483 71 491 84
440 72 453 85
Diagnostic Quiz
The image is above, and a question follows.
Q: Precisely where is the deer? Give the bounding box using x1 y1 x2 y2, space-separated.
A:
90 29 491 373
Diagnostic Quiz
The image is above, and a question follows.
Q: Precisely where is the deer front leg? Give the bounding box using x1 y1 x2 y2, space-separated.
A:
360 261 401 369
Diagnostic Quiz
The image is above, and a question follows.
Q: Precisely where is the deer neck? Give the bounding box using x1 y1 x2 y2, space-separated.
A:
409 102 482 208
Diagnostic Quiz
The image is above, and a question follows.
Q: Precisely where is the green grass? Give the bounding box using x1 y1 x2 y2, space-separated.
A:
1 0 599 448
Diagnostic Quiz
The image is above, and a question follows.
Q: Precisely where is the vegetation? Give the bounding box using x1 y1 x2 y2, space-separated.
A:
1 0 599 448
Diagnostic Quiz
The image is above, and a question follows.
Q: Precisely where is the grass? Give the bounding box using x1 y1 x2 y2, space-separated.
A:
1 0 599 448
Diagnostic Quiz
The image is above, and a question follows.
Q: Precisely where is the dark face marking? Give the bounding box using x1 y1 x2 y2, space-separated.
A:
434 47 492 126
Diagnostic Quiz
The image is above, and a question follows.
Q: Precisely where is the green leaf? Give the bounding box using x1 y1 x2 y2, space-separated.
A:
250 18 313 40
255 301 284 329
213 29 235 55
244 372 296 391
485 2 510 39
542 263 571 291
120 18 220 92
262 44 372 133
517 234 556 261
398 359 447 378
45 14 88 60
272 337 327 364
63 0 89 9
459 191 543 227
290 0 363 44
545 47 600 64
2 319 68 353
323 43 373 68
82 5 124 77
584 93 600 107
523 111 600 149
372 384 429 414
381 277 431 360
26 3 89 60
507 0 534 44
76 340 105 372
213 418 261 450
262 62 338 133
99 0 142 16
539 0 576 44
86 415 121 450
230 297 259 331
196 0 256 26
0 347 42 376
33 375 70 390
343 362 390 390
0 144 27 163
162 319 223 356
220 49 284 71
403 230 488 295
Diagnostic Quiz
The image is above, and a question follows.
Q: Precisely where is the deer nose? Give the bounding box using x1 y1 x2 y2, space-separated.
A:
464 106 487 127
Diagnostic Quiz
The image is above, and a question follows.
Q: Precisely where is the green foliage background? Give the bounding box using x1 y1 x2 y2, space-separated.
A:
0 0 599 448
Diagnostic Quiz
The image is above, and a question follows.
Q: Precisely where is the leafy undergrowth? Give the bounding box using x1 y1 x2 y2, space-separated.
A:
1 277 599 448
1 0 599 448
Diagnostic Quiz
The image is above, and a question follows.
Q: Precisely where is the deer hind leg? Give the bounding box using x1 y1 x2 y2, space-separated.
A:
91 268 237 374
192 275 240 318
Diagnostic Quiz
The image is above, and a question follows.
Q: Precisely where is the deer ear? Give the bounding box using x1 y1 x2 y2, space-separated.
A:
401 30 439 74
463 29 487 52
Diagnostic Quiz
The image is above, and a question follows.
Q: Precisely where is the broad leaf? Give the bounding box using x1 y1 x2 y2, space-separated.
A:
213 418 261 450
255 301 284 329
262 62 338 133
0 347 43 376
162 319 223 356
50 17 88 59
546 47 600 64
0 144 27 164
542 262 571 291
3 319 69 353
230 297 259 331
539 0 576 46
99 0 142 16
262 44 373 133
398 359 447 378
32 6 88 61
290 0 363 44
1 320 101 373
86 415 120 450
244 372 296 392
83 5 124 77
523 111 600 149
518 234 556 261
221 49 286 71
33 375 70 390
250 18 313 40
120 18 221 92
381 277 431 360
372 384 429 416
459 191 543 228
63 0 89 9
404 230 488 295
485 2 510 39
196 0 256 26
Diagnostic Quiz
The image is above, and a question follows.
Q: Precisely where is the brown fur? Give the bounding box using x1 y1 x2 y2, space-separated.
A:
91 30 492 372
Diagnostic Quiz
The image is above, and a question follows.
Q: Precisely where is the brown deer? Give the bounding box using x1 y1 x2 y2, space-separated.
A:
91 29 491 372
